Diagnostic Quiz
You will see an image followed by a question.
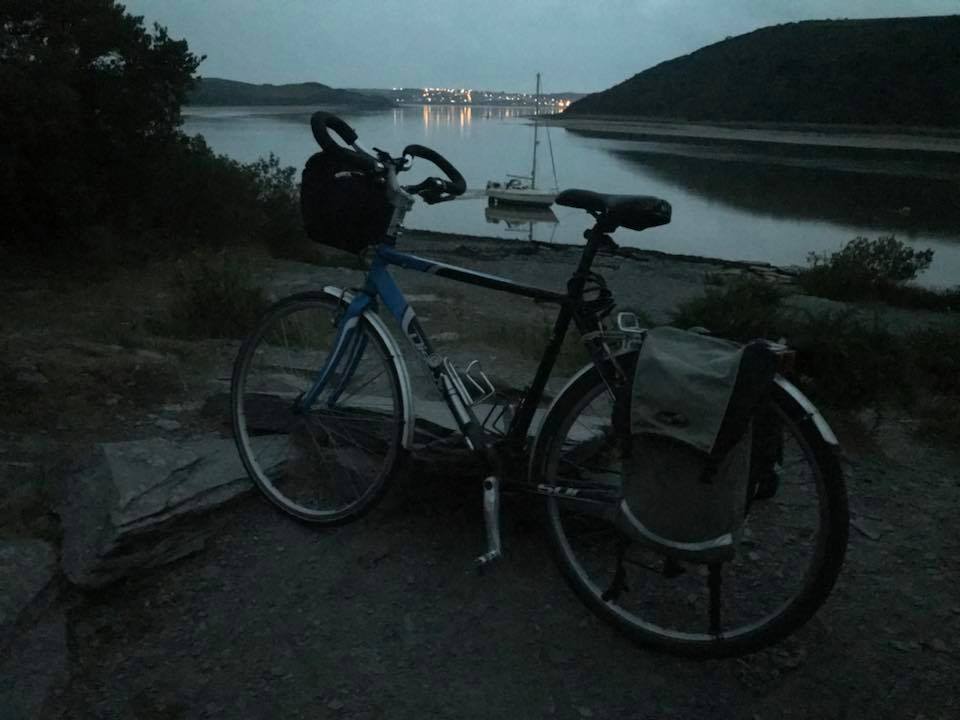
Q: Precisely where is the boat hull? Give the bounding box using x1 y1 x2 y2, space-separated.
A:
486 188 556 208
484 205 558 225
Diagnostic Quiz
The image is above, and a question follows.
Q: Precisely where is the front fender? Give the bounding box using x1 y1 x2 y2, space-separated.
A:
322 285 415 450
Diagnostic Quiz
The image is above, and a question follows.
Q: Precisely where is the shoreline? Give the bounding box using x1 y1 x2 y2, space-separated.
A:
541 115 960 154
402 228 798 273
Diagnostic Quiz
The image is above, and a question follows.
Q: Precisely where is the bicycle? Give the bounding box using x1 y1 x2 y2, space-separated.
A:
231 112 849 658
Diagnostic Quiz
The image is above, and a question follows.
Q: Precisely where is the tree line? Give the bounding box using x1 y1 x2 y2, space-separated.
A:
1 0 301 265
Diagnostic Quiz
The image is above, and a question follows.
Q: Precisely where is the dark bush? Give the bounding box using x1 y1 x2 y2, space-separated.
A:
1 1 201 255
155 255 271 340
245 154 306 255
799 236 939 303
1 2 308 267
784 311 907 408
670 277 784 342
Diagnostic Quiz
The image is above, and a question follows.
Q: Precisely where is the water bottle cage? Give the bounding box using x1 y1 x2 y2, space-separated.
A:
443 358 496 407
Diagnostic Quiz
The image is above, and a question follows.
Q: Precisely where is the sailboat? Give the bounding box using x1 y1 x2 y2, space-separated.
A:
486 73 558 208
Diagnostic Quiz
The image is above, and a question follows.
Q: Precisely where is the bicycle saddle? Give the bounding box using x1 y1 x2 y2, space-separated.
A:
556 189 671 231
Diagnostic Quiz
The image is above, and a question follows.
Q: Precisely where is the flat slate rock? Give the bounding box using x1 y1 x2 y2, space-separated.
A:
0 613 67 720
0 539 57 645
60 436 253 588
0 540 65 719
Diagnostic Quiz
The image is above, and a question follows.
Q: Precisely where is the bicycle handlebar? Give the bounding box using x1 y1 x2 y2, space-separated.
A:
310 111 468 203
402 144 467 200
310 111 381 174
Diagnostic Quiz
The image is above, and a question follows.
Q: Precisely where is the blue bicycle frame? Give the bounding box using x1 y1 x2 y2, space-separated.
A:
296 148 627 496
298 241 580 456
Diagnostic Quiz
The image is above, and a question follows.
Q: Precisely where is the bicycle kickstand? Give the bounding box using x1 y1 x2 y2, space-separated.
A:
476 475 502 570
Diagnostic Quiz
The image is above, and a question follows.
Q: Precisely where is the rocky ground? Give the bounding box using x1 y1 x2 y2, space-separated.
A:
1 232 958 719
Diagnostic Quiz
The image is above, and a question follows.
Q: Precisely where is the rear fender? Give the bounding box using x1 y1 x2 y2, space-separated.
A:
773 375 839 446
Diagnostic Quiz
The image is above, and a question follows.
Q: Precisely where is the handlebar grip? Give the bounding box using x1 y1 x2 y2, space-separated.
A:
402 144 467 196
310 111 358 151
310 111 380 174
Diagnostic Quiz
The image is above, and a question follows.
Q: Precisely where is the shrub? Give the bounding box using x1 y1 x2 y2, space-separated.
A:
907 326 960 396
69 139 306 265
245 154 306 254
784 310 907 408
156 254 270 340
670 277 783 342
799 236 935 302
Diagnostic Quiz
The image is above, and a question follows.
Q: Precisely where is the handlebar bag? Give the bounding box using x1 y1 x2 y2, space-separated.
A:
620 326 778 563
300 149 391 254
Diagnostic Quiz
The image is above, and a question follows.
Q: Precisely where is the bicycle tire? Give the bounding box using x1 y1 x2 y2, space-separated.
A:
532 352 848 658
232 292 405 524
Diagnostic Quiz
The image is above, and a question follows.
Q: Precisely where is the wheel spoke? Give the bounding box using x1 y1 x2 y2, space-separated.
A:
539 355 848 657
336 367 390 404
233 297 402 523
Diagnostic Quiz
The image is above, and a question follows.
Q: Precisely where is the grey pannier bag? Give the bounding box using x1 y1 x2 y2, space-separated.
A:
619 326 778 563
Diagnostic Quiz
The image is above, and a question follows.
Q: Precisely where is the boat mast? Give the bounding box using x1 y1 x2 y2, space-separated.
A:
531 72 540 190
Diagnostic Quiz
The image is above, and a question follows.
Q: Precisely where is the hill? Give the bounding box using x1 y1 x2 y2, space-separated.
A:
565 16 960 127
187 78 393 108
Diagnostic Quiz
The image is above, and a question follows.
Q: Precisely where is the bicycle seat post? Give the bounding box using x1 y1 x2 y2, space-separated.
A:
567 223 613 295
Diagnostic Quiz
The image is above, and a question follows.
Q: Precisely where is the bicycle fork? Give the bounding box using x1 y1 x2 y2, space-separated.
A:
306 286 504 567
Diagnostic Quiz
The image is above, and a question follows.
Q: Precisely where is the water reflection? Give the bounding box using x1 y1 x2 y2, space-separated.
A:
484 205 559 242
607 147 960 240
412 104 529 136
181 106 960 285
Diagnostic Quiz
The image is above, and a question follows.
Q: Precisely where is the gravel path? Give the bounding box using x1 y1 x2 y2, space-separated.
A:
40 421 960 719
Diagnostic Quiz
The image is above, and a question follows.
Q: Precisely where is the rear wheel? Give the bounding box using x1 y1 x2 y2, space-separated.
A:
533 354 848 658
231 293 405 524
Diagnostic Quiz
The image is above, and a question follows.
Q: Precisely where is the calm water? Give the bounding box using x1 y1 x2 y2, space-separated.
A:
183 105 960 287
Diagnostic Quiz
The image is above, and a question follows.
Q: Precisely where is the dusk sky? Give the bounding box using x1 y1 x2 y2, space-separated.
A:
123 1 960 93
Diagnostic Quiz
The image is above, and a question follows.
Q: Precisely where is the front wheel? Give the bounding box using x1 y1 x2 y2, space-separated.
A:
532 353 849 658
231 292 406 524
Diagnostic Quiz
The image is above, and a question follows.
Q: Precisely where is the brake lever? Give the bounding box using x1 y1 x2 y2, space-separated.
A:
411 177 455 204
377 148 410 172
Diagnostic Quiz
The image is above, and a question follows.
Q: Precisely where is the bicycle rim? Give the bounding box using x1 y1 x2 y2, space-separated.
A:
232 294 404 523
541 367 847 657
